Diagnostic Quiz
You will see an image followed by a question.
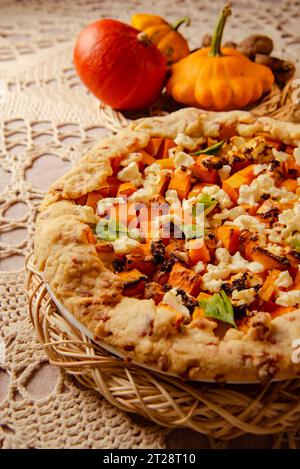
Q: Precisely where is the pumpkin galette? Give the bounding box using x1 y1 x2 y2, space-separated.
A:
34 108 300 383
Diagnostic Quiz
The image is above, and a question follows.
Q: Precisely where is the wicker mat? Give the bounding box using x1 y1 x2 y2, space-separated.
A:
0 0 300 449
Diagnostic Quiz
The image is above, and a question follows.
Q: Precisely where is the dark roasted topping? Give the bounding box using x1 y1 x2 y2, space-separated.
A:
150 239 166 263
222 272 262 297
222 272 249 295
258 207 279 220
201 155 228 170
254 246 290 266
233 304 247 318
290 249 300 260
160 259 175 273
270 159 280 169
176 288 198 312
112 258 126 273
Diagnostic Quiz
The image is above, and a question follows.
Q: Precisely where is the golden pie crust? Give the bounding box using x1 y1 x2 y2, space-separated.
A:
34 108 300 383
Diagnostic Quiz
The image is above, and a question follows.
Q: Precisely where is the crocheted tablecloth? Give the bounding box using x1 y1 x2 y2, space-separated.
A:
0 0 300 449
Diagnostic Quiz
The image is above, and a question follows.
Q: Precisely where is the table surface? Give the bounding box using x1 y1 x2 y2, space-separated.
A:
0 0 300 449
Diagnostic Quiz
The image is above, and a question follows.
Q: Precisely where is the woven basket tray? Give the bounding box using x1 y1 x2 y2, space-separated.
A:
26 83 300 440
99 81 300 133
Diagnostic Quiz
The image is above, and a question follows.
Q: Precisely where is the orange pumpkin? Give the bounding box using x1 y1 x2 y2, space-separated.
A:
166 5 274 111
74 19 167 110
131 13 190 64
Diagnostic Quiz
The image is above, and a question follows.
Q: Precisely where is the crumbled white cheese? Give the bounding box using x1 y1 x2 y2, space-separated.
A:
129 163 171 203
97 197 125 216
201 263 232 292
230 135 247 149
112 237 141 254
165 189 181 207
278 207 294 225
267 243 284 257
276 290 300 307
232 288 256 305
274 271 293 289
215 247 231 264
272 147 289 162
193 261 205 273
117 162 143 187
174 133 197 150
120 152 142 167
213 206 245 221
218 165 231 181
279 203 300 238
238 173 295 206
129 186 153 203
294 147 300 166
266 226 283 244
230 252 264 274
211 206 245 227
253 164 269 176
201 249 264 292
228 214 265 233
201 184 232 209
162 289 190 320
172 151 195 169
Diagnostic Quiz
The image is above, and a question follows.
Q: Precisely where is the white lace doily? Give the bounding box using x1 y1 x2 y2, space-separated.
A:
0 0 299 449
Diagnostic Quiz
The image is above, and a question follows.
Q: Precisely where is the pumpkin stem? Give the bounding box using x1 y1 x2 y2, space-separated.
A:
172 17 190 31
209 4 232 57
137 31 152 47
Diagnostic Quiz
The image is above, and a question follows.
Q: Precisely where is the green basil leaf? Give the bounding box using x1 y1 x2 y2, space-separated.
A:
96 219 142 242
289 236 300 253
95 219 126 241
192 140 225 156
192 194 217 217
199 290 236 328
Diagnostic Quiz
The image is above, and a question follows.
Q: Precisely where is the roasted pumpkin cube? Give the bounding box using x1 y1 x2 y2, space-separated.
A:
222 173 247 203
157 138 176 158
125 252 155 277
157 158 175 170
86 191 102 211
139 149 156 166
280 178 298 192
195 156 218 184
216 225 240 255
168 169 191 200
117 182 137 197
222 164 256 203
157 173 171 196
145 137 163 156
168 263 201 297
118 269 147 297
185 238 211 265
284 158 300 177
251 247 289 270
258 269 281 302
118 268 147 286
